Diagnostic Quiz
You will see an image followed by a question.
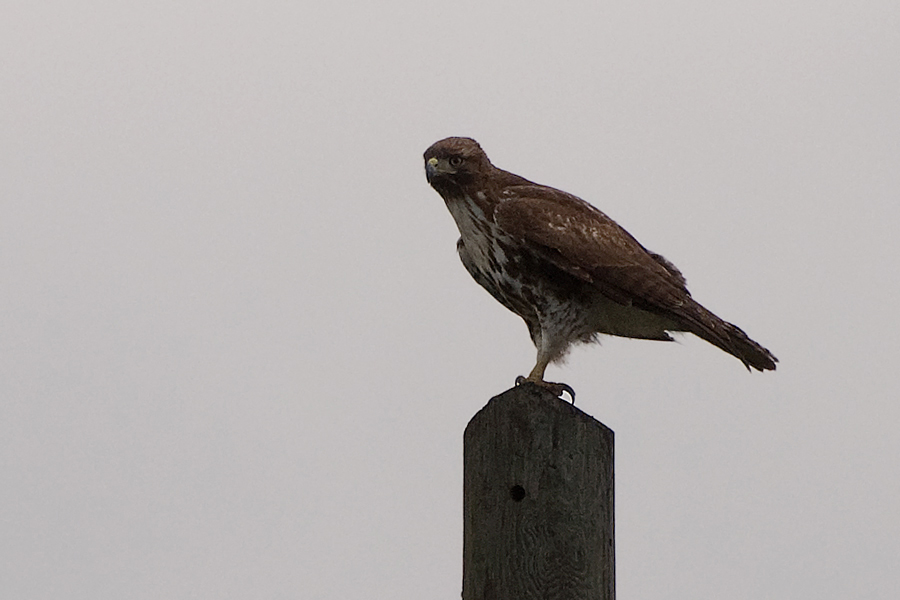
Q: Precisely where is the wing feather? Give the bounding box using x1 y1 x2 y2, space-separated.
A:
493 186 691 313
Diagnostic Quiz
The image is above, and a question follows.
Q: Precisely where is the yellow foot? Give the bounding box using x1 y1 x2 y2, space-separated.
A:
515 376 576 404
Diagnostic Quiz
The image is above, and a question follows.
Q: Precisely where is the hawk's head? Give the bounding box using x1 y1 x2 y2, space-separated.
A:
424 137 492 194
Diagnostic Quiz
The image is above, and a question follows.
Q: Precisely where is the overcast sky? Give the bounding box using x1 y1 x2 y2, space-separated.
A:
2 2 899 599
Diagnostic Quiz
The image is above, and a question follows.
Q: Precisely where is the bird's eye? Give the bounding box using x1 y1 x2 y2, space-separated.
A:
449 156 464 168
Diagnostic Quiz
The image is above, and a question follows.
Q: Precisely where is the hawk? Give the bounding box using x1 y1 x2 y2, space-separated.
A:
424 137 777 399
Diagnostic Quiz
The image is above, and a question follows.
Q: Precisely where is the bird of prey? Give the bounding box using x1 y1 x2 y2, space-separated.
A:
424 136 777 399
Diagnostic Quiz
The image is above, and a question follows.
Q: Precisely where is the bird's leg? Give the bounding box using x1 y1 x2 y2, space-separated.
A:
515 352 575 403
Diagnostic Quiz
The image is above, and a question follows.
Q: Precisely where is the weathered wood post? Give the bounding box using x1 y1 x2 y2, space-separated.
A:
463 382 615 600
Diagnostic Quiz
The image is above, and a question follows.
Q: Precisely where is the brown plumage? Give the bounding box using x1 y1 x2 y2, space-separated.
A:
424 136 776 398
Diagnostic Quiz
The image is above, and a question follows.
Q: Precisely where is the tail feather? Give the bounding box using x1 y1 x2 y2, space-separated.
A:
677 301 778 372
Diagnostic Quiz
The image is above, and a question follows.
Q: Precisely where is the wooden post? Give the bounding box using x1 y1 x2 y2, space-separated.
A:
463 383 615 600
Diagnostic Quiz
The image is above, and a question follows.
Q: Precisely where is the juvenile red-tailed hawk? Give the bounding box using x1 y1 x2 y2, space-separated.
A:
424 137 776 399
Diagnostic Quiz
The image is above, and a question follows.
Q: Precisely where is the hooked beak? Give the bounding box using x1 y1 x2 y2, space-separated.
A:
425 156 449 183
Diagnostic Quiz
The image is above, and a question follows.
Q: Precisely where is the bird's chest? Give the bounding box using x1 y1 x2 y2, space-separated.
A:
447 196 512 272
447 195 555 314
446 194 596 343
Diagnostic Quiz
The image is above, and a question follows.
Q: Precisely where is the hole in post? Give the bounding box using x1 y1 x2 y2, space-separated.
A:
509 485 526 502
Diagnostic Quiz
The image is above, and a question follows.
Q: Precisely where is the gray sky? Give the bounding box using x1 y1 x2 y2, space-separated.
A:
2 2 898 599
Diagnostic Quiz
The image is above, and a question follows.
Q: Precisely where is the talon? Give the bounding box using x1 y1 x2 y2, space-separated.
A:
513 376 576 404
545 382 575 404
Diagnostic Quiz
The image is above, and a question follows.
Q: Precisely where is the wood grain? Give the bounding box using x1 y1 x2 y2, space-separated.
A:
463 383 614 600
